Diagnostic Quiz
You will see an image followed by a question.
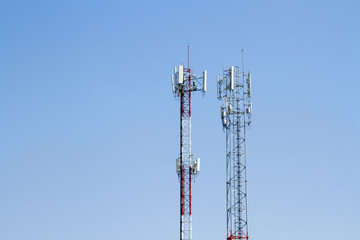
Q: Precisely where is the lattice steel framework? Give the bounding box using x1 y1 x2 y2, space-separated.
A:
217 62 252 240
172 54 206 240
180 66 193 240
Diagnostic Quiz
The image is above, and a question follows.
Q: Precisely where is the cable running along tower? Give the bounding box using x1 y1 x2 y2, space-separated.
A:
217 53 252 240
172 48 207 240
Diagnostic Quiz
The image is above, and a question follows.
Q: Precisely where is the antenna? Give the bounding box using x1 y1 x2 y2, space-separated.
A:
188 44 190 69
217 75 222 100
203 70 207 92
178 65 184 84
171 74 175 95
242 48 245 76
247 72 251 97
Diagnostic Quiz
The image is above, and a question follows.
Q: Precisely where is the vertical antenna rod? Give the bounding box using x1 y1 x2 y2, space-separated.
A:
171 48 207 240
188 44 190 69
217 53 252 240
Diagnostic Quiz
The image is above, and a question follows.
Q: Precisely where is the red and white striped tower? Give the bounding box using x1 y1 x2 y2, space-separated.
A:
172 48 207 240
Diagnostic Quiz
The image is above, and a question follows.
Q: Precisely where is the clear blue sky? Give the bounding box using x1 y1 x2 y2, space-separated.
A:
1 1 359 239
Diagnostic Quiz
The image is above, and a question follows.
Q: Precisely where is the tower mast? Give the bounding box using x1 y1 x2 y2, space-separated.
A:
172 49 207 240
217 57 252 240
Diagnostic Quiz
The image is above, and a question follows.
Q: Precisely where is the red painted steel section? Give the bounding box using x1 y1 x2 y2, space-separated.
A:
189 166 192 215
180 66 192 227
227 232 249 240
181 168 184 215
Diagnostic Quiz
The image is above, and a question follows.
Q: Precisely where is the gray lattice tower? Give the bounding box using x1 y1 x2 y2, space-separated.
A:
217 62 252 240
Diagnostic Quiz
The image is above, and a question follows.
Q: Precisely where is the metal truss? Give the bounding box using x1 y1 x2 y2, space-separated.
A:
173 61 206 240
218 64 252 240
180 67 193 240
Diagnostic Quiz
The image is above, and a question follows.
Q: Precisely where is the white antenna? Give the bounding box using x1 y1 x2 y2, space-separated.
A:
217 75 220 99
247 72 251 97
176 158 180 172
230 66 234 90
178 65 184 84
174 66 178 85
246 104 251 114
221 106 227 127
203 70 207 92
171 74 175 94
226 97 231 111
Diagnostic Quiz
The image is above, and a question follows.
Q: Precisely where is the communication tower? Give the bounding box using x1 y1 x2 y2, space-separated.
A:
217 52 252 240
171 48 207 240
